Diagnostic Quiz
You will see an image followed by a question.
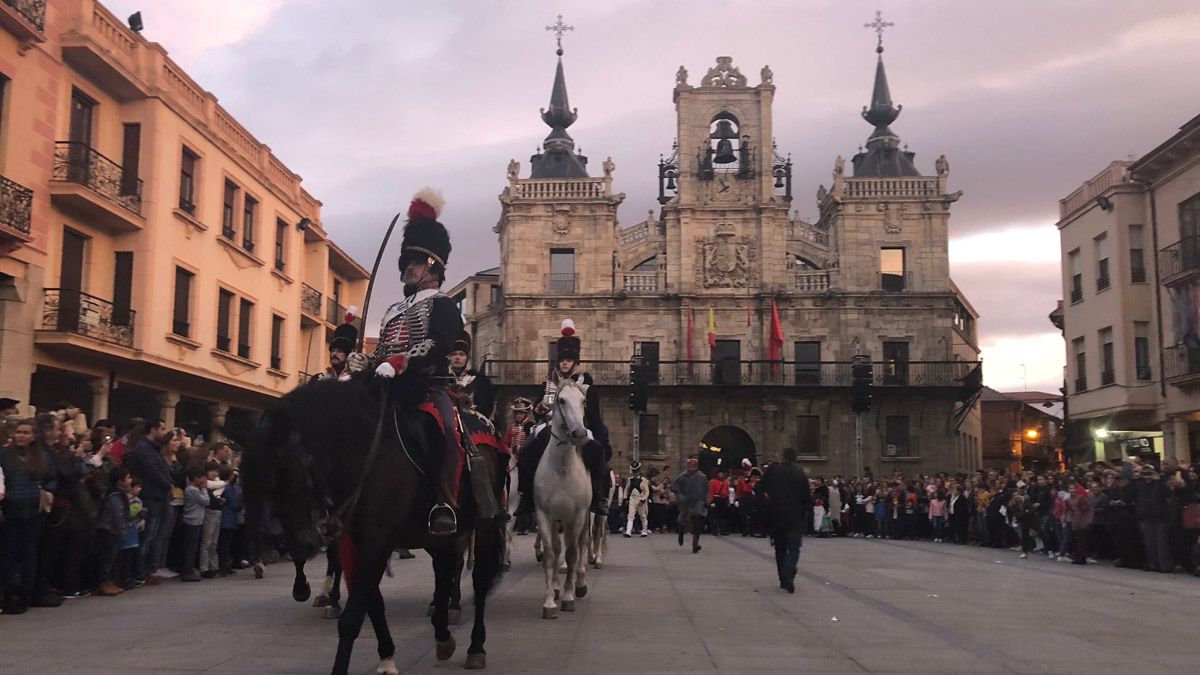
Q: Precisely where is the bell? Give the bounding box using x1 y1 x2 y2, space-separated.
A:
714 139 737 164
665 171 677 191
773 170 785 189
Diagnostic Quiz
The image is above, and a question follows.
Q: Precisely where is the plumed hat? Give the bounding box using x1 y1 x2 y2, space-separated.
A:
398 188 451 273
555 318 581 362
330 305 359 354
510 397 533 412
451 329 471 355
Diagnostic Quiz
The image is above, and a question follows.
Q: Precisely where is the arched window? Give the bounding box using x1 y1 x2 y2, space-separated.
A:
632 256 657 272
789 254 821 271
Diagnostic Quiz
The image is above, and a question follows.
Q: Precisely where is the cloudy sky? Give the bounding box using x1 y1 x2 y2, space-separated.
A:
104 0 1199 393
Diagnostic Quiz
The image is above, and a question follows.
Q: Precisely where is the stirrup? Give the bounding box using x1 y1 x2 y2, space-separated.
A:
428 503 458 535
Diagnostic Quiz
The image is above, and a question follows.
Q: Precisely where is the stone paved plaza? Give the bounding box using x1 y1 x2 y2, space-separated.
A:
2 532 1197 674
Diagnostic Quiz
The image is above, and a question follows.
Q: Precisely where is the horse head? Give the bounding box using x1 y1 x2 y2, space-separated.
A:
552 377 589 446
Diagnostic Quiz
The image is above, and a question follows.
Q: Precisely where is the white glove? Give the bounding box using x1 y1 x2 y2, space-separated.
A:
346 352 368 373
375 361 396 378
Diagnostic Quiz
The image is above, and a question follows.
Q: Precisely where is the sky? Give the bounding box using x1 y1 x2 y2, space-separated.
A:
104 0 1200 393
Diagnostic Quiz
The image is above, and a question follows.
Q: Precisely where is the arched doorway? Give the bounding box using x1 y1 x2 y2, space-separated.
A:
698 426 756 476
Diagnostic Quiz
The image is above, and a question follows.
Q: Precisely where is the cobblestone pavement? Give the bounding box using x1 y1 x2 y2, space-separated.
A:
2 531 1198 674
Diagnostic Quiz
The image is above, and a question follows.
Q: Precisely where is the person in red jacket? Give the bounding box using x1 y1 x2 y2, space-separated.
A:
708 471 731 535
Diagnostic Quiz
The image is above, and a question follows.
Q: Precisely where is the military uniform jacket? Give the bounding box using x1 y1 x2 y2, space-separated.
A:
451 368 495 419
369 289 462 377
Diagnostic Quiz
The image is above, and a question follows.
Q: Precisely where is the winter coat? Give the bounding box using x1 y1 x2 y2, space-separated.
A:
125 438 172 504
96 489 130 535
0 445 54 519
1134 477 1171 523
221 483 244 529
672 471 709 519
759 461 812 533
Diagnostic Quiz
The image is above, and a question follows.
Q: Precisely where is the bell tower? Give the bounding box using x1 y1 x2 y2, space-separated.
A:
659 57 793 295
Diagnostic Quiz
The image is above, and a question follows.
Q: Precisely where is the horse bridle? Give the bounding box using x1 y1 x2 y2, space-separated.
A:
548 378 583 446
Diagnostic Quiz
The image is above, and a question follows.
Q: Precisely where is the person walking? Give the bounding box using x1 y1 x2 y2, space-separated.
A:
758 448 812 594
624 461 650 537
672 457 708 553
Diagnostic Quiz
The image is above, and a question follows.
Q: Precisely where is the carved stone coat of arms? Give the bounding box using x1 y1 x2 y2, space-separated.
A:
697 226 757 288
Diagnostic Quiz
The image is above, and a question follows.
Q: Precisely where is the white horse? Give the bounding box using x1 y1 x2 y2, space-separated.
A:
589 470 616 569
533 377 592 619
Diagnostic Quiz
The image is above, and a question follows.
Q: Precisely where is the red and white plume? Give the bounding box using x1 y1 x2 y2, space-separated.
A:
344 305 359 325
408 187 445 221
560 318 576 336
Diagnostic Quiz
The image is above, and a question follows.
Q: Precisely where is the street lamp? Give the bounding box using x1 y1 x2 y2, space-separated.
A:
1094 428 1110 439
1024 429 1039 440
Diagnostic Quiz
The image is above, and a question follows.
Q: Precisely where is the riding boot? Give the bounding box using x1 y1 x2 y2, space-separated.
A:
430 390 464 536
589 468 609 515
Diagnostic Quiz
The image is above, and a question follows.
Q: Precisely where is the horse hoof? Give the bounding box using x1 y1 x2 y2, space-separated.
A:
322 604 341 620
292 583 311 603
448 608 461 625
464 652 486 670
376 658 399 675
542 607 558 620
535 551 544 563
313 594 330 608
588 556 597 565
426 603 436 618
558 565 568 574
575 584 587 598
593 561 603 569
560 600 575 612
436 637 456 661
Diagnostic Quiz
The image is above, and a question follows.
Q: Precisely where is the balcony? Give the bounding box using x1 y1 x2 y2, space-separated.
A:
546 273 578 294
1158 237 1200 286
623 273 659 293
0 174 33 245
51 142 144 231
1164 343 1200 384
300 283 322 326
794 271 830 292
39 288 134 348
325 296 347 326
511 178 610 201
0 0 45 43
879 271 911 292
482 359 980 389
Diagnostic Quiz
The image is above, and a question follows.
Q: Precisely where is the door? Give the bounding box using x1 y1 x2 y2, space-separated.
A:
112 252 133 326
58 229 87 331
794 341 821 385
883 341 909 385
120 123 140 197
68 89 95 182
713 339 741 385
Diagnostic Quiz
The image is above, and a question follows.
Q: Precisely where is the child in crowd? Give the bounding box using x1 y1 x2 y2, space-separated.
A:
929 490 948 542
217 466 243 576
180 466 210 582
199 461 226 578
116 478 146 589
94 467 133 596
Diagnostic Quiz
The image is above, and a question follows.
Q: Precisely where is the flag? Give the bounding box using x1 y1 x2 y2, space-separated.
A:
707 306 717 358
745 304 754 360
769 298 784 375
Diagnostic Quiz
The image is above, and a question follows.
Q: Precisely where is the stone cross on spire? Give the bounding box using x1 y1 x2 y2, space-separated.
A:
864 10 894 53
546 14 574 55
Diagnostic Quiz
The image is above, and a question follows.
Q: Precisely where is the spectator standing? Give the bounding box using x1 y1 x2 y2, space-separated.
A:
124 419 172 582
929 490 947 542
758 448 812 594
198 461 226 578
1134 465 1173 572
93 467 131 597
0 419 54 614
116 479 146 587
180 466 210 582
673 457 708 553
218 466 243 575
707 471 730 535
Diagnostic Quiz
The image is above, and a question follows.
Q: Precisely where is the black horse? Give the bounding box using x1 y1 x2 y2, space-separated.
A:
242 374 505 673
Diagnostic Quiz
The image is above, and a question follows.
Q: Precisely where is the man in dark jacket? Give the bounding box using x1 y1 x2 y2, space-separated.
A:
1133 465 1173 572
758 448 812 593
124 418 172 578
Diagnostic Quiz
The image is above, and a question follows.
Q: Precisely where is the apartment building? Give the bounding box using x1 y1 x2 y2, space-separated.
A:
0 0 367 438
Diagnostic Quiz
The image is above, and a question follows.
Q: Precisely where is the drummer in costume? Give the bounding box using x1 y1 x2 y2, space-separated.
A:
352 188 465 535
515 319 613 518
312 307 360 382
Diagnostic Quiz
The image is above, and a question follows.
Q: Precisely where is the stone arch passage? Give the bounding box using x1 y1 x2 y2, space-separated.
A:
698 425 756 476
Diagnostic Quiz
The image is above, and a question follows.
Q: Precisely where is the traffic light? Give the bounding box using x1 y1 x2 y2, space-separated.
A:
851 356 873 413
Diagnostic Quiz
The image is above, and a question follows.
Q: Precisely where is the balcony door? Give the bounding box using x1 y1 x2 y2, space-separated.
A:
68 89 95 182
58 228 87 331
713 339 741 385
882 341 909 385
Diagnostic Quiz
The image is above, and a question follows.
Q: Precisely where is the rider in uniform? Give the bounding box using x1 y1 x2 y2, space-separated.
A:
312 307 359 382
515 319 613 519
448 331 495 420
350 189 464 535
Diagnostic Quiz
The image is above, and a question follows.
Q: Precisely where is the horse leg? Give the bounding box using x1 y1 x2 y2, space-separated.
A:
466 529 475 569
430 544 457 661
368 585 397 674
465 523 500 670
533 530 544 563
315 547 335 607
574 512 590 598
449 545 464 626
560 519 578 612
535 510 558 619
292 555 311 602
503 515 513 571
324 565 343 620
332 542 390 675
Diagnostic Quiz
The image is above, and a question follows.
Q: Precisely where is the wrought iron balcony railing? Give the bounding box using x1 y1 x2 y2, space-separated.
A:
53 141 142 215
1164 343 1200 382
1158 237 1200 284
3 0 46 31
0 174 33 235
482 359 980 388
546 273 578 294
325 297 347 326
301 283 321 316
41 288 135 347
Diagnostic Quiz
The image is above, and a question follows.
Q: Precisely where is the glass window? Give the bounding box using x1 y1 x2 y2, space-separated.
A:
549 248 575 293
1072 337 1086 392
270 315 284 370
1068 249 1082 302
1095 233 1110 291
222 181 238 239
1100 327 1114 385
638 414 660 456
217 289 233 352
274 218 287 270
179 147 198 214
880 247 906 291
796 415 821 455
885 416 911 457
173 267 193 337
794 341 820 384
1134 322 1152 381
1129 225 1146 283
237 298 253 359
242 196 257 251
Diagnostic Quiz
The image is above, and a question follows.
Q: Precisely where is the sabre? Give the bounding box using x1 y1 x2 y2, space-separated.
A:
356 211 403 353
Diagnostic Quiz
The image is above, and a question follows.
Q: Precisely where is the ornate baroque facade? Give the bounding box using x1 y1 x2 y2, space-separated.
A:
455 42 983 475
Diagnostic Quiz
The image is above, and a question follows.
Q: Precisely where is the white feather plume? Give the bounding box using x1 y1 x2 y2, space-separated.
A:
411 186 445 219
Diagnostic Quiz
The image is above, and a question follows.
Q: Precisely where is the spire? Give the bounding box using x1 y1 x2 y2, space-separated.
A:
531 15 589 179
852 11 920 177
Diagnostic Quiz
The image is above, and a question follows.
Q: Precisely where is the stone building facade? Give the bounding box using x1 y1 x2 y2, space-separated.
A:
455 42 982 476
0 0 367 438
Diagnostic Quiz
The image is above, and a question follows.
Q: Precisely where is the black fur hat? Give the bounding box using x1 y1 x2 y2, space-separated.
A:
556 318 580 362
329 305 359 354
398 188 451 276
451 329 471 355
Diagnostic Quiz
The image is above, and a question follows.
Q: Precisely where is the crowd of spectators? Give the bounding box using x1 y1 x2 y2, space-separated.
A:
604 456 1200 576
0 403 252 615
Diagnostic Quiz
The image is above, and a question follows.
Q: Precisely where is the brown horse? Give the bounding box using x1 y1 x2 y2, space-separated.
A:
242 374 505 673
